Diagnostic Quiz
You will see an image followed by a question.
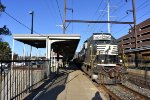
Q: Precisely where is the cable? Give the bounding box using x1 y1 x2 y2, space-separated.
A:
88 4 107 34
112 0 150 33
118 0 150 22
137 10 150 20
136 0 149 10
84 0 104 34
111 2 126 15
55 0 63 24
91 0 104 20
4 11 38 34
43 0 55 18
116 9 150 34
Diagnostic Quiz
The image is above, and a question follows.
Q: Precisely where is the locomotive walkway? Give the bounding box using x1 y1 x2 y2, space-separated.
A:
23 63 107 100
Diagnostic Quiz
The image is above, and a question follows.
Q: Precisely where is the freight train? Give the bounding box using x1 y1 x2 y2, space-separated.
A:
74 33 127 84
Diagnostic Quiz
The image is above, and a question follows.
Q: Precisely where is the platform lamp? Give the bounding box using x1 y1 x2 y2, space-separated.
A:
29 11 34 92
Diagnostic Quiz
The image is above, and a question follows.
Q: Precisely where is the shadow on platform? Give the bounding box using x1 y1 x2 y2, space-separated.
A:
92 91 102 100
23 63 78 100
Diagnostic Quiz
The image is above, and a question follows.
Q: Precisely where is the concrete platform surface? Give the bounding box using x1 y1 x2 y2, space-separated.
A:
57 70 106 100
24 65 106 100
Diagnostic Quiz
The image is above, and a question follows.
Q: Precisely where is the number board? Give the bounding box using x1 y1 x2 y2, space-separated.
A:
93 34 111 40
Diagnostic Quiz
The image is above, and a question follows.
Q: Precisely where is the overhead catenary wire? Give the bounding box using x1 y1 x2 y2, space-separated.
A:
66 0 74 33
87 3 107 34
87 0 126 34
43 0 55 19
111 2 126 15
116 9 150 34
136 0 149 10
55 0 63 24
91 0 104 20
118 0 150 22
71 0 74 33
115 0 150 34
84 0 104 33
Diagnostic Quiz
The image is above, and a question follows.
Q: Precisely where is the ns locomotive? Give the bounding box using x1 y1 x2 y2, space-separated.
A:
75 33 127 84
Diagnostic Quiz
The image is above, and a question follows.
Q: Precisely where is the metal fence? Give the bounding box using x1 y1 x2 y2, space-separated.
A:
0 60 51 100
125 59 150 70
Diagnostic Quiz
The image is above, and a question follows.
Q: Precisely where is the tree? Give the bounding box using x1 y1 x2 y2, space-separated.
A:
0 2 12 60
0 2 11 35
0 2 5 12
0 25 11 35
0 41 11 60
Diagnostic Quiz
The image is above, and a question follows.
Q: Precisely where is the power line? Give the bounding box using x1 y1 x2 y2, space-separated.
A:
72 0 74 33
118 0 150 22
55 0 63 24
111 0 150 33
137 10 150 20
111 2 126 15
84 0 104 34
88 4 107 33
116 9 150 34
91 0 104 20
136 0 149 10
43 0 55 18
4 11 38 33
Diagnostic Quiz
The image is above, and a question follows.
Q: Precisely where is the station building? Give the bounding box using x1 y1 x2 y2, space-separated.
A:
117 18 150 67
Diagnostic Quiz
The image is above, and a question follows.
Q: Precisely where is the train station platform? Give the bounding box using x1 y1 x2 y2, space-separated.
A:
23 63 107 100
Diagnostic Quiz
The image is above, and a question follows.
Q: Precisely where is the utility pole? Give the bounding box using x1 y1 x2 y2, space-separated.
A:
63 0 66 34
132 0 138 67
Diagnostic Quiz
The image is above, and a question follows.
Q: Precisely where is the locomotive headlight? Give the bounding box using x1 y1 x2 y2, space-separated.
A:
120 60 122 63
101 60 104 62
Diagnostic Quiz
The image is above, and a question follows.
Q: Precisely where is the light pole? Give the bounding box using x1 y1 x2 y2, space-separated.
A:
63 0 66 34
29 11 34 92
29 11 34 59
29 11 34 34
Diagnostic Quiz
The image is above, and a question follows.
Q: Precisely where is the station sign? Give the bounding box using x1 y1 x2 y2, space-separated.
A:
93 34 111 40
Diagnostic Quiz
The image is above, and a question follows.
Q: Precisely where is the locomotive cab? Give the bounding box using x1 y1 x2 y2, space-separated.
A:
78 33 127 84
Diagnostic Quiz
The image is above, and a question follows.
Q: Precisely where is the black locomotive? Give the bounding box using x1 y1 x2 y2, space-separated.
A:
74 33 127 84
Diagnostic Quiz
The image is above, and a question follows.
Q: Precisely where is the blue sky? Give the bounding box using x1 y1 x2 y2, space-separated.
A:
1 0 150 56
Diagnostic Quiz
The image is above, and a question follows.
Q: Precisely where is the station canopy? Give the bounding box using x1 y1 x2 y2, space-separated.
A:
13 34 80 60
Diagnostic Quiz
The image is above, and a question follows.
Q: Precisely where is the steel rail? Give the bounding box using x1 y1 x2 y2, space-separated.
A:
99 85 121 100
118 84 150 100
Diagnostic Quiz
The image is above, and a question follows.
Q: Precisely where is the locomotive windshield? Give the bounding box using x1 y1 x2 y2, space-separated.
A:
96 54 120 64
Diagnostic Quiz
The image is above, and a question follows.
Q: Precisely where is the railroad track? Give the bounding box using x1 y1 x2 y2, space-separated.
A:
118 84 150 100
82 70 150 100
101 84 150 100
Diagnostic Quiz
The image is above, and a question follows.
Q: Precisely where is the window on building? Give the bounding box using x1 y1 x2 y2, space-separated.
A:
141 32 150 36
137 35 140 37
141 24 150 30
142 39 150 42
123 38 129 41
